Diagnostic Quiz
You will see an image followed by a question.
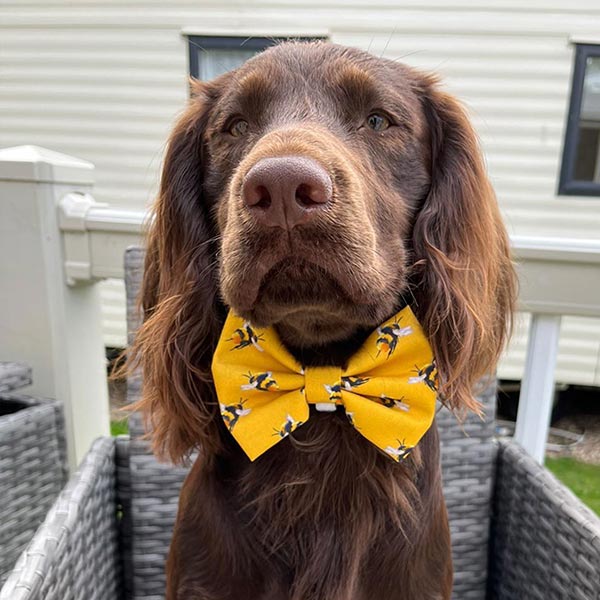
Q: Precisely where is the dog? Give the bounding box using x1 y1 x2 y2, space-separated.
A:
129 41 517 600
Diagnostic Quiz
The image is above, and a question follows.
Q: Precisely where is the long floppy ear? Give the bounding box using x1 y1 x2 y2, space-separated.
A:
128 80 226 463
411 77 517 413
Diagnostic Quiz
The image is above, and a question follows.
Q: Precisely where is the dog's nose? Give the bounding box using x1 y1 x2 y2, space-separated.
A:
242 156 332 229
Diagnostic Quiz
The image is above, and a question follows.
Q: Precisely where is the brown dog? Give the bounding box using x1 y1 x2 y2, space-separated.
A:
129 41 516 600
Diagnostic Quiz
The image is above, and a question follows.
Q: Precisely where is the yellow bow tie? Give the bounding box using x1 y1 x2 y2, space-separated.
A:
211 306 437 462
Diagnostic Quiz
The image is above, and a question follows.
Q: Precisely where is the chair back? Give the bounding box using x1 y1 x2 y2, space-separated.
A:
124 248 189 599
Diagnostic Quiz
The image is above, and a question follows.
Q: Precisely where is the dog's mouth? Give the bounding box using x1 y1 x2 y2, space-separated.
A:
256 259 349 311
219 201 409 333
230 258 351 317
222 255 399 343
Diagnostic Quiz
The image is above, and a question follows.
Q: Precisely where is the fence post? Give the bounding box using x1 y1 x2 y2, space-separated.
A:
514 313 562 464
0 145 110 468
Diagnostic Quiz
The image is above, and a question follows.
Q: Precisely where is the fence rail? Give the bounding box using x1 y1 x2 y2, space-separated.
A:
2 146 600 465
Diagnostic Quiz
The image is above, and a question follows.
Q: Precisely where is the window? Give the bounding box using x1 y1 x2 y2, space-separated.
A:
559 44 600 196
188 36 324 81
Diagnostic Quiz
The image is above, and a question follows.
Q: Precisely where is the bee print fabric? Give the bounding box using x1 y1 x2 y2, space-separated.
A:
211 306 438 462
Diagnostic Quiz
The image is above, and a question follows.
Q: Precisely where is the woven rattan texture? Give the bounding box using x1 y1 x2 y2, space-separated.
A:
125 247 189 599
0 395 68 585
116 435 134 599
0 362 32 393
438 380 497 600
4 435 600 599
0 437 121 600
489 440 600 600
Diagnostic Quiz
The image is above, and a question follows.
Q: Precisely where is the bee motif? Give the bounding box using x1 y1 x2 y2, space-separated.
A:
384 439 412 461
229 322 264 352
324 383 342 402
273 414 303 438
341 375 370 390
408 360 438 392
220 399 251 432
379 395 410 412
241 371 279 392
376 323 413 358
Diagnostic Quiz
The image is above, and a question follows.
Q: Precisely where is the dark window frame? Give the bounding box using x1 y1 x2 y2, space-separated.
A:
187 35 325 80
558 43 600 197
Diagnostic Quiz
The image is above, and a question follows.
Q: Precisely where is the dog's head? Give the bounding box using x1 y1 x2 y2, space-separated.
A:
133 42 516 462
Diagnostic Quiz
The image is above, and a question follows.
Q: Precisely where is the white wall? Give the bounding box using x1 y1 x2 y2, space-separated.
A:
1 0 600 383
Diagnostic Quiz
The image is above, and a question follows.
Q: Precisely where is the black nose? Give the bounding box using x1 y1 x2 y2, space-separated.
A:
242 156 332 229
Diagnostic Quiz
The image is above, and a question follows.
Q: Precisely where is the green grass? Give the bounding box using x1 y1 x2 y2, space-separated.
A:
545 457 600 516
110 418 129 436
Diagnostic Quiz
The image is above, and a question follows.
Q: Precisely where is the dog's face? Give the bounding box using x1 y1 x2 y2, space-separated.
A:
201 44 430 345
135 41 516 461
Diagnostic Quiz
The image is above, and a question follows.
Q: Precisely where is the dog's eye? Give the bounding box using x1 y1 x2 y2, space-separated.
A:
366 113 390 131
229 119 249 137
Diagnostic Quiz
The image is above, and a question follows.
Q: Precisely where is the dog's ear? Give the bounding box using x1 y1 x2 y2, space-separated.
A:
130 80 226 463
411 77 517 413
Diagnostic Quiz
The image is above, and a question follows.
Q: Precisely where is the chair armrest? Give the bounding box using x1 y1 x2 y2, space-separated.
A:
0 362 32 393
489 439 600 600
0 394 69 584
0 437 121 600
1 394 69 481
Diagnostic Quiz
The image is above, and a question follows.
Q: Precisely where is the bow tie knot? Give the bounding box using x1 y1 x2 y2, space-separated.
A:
212 306 438 462
304 366 343 410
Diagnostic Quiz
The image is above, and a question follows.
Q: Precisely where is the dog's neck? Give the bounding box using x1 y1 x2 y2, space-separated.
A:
274 298 410 367
276 324 371 367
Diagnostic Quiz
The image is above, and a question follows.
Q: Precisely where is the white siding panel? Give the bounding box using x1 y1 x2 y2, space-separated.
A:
100 279 127 349
1 1 599 384
6 0 600 10
500 314 600 386
0 7 599 36
0 26 188 210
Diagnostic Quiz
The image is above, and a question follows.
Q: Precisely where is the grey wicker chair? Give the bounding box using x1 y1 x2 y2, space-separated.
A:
2 247 600 600
0 363 68 586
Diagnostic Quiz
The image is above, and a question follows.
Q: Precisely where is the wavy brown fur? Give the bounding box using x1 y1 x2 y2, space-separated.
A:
126 98 225 461
412 76 517 414
120 42 516 600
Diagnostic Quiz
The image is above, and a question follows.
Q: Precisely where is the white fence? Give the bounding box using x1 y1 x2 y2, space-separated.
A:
1 145 600 466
